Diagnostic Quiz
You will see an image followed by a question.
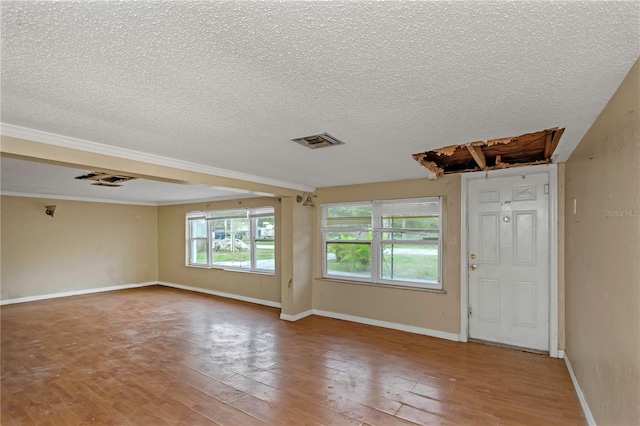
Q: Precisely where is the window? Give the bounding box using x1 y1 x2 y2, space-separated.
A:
321 197 442 289
187 206 275 273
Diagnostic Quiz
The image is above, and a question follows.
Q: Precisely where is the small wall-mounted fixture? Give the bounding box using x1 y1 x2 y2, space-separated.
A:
296 193 316 207
45 205 56 217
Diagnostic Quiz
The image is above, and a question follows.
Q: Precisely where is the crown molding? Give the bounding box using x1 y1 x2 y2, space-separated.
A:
0 191 159 206
0 190 269 207
155 193 259 206
1 123 315 193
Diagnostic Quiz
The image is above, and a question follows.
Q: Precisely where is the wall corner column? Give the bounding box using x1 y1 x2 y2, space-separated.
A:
279 197 313 320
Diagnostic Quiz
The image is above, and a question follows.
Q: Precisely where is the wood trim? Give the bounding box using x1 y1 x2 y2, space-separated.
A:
564 353 597 425
0 282 156 305
158 281 282 308
280 309 314 321
313 309 460 342
0 191 158 206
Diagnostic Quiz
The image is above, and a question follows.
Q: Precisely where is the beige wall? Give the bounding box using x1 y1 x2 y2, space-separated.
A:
565 59 640 425
312 175 462 334
279 198 314 316
291 202 313 314
0 195 158 300
158 197 281 303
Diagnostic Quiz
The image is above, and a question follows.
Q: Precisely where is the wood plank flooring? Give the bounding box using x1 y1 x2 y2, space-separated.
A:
1 286 584 425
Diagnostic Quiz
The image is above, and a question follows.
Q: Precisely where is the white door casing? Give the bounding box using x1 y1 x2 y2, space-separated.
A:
460 164 559 356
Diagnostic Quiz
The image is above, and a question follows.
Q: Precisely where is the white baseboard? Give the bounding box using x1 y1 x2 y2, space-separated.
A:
280 309 313 322
157 281 281 309
2 282 458 345
0 282 156 305
312 309 460 342
557 349 565 359
564 353 596 426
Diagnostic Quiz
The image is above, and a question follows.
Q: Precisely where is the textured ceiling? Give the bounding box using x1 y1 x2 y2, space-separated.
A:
1 1 639 194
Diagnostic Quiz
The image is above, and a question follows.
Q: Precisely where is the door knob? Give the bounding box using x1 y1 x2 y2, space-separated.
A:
470 264 477 271
470 253 477 259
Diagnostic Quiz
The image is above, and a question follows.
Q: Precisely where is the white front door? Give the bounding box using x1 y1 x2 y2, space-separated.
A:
467 173 550 351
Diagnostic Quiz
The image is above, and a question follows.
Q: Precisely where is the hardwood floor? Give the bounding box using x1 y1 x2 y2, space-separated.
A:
1 286 584 425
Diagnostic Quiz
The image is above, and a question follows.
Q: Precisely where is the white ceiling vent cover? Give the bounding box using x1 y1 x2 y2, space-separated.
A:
292 133 345 149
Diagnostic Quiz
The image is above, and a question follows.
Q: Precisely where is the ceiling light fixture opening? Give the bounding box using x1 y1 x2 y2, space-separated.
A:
75 171 136 187
91 182 122 187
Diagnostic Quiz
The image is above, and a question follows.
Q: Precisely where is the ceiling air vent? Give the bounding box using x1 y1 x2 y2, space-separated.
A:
292 132 345 149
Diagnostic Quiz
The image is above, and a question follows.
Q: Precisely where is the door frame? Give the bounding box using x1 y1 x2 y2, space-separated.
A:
459 164 559 358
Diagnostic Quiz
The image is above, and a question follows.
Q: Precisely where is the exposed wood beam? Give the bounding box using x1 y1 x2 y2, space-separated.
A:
493 159 550 170
466 144 487 171
543 132 554 159
548 128 565 158
412 127 565 177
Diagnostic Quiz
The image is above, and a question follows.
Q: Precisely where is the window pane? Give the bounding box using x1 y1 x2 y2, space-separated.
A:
380 244 438 283
324 205 372 229
255 240 275 270
381 231 439 241
211 217 249 241
325 231 372 241
382 215 440 230
380 200 439 219
212 216 251 268
212 239 251 268
210 209 246 219
190 219 207 238
326 242 371 279
256 216 275 240
191 239 208 264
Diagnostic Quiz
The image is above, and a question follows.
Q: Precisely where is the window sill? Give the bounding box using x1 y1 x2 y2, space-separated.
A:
316 277 447 294
186 264 275 276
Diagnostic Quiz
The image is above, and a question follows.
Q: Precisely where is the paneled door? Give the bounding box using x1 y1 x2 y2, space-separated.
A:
468 173 549 351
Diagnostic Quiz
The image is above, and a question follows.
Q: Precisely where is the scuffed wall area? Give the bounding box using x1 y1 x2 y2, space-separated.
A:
565 59 640 425
1 196 158 300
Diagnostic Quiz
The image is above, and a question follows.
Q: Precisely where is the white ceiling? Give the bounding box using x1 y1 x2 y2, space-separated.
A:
1 1 639 203
0 157 254 205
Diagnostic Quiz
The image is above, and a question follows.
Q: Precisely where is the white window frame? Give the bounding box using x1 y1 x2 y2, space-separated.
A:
187 216 210 266
186 207 275 274
321 197 443 290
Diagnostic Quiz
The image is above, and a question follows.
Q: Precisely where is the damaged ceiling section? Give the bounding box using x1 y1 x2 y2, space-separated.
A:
75 171 136 187
412 127 565 177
